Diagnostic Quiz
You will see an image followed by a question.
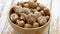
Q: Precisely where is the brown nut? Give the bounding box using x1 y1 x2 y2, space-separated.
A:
24 23 32 28
22 8 30 15
24 3 29 8
17 2 29 7
10 13 19 22
20 13 26 21
22 13 27 20
44 8 50 16
29 2 37 9
37 6 41 11
26 13 36 24
46 16 50 20
38 3 45 10
13 5 23 15
18 2 25 7
33 22 39 28
40 10 44 15
34 11 42 18
20 16 25 21
31 9 37 13
37 16 47 25
16 20 25 27
20 15 25 21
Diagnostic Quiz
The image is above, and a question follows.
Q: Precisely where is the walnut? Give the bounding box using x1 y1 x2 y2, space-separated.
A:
25 13 36 24
34 11 42 18
46 16 50 20
24 23 32 28
24 3 29 8
22 8 30 15
13 5 23 15
20 13 26 21
33 22 39 28
16 20 25 27
17 2 25 7
36 6 41 11
38 3 45 10
43 8 50 16
31 9 38 13
10 13 19 22
29 2 37 9
40 10 44 15
37 16 47 25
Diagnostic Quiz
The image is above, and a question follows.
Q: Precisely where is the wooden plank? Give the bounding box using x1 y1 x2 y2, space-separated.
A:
50 17 60 34
50 21 56 34
56 17 60 34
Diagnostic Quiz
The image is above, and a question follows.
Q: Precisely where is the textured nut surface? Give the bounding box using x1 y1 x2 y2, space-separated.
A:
22 8 30 15
20 15 25 21
40 10 44 15
37 7 40 10
37 6 41 11
24 3 29 8
34 11 42 18
24 23 32 28
16 20 25 27
38 3 45 10
29 2 37 9
19 2 25 7
33 22 39 28
10 13 19 22
31 9 37 13
20 13 27 20
37 16 47 25
44 8 50 16
46 16 50 20
13 5 23 15
26 13 36 24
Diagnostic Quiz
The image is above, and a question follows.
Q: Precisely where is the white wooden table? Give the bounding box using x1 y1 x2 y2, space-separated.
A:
0 0 60 34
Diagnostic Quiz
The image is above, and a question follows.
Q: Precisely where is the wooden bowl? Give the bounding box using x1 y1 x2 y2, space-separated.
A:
8 3 51 34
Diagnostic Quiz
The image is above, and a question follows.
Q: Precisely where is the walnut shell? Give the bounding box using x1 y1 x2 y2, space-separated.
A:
18 2 25 7
13 5 23 15
38 3 45 10
46 16 50 20
37 16 47 25
22 8 30 15
31 9 38 13
24 3 29 8
33 22 39 28
36 6 41 11
40 10 44 15
34 11 42 18
25 13 36 24
29 2 37 9
10 13 19 22
44 8 50 16
20 13 27 21
24 23 32 28
16 20 25 27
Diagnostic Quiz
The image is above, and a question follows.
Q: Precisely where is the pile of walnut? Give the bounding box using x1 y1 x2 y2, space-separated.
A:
10 1 50 28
